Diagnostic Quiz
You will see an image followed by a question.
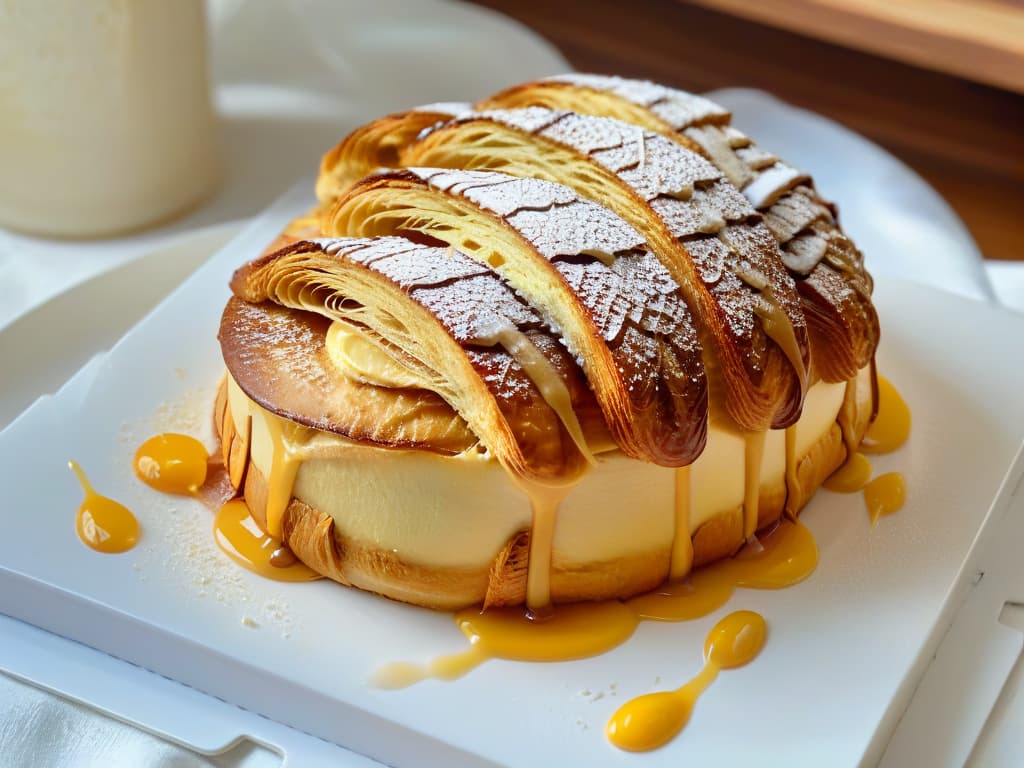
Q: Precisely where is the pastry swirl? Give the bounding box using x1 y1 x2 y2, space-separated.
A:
211 73 883 610
230 237 599 482
480 74 879 383
325 167 708 466
397 107 810 432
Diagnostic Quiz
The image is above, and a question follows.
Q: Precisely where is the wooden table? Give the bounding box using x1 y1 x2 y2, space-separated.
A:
469 0 1024 261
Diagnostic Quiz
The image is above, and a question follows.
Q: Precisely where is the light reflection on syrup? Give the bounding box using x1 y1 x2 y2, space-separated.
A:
606 610 767 752
69 460 140 553
823 452 872 493
865 473 906 526
372 519 812 688
213 499 321 583
860 376 911 454
134 433 209 495
826 376 910 523
131 432 312 583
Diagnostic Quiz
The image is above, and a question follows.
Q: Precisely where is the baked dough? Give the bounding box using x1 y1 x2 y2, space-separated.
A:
214 73 882 611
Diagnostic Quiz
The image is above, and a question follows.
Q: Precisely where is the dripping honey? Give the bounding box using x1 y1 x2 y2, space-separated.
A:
827 376 910 524
69 460 140 553
606 610 767 752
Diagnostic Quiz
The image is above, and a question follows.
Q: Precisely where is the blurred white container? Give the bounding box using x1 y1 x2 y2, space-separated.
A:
0 0 220 237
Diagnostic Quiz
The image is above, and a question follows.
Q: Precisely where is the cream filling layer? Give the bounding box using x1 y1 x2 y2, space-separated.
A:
226 374 847 571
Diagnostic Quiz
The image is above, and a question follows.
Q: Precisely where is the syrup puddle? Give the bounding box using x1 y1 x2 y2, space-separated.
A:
213 499 320 582
373 518 811 687
826 376 910 523
134 432 312 582
134 433 209 495
69 460 140 553
606 610 767 751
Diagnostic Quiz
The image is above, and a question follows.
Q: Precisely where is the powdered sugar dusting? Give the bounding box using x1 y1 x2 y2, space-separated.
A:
236 238 592 465
362 166 705 461
545 73 729 127
416 107 806 398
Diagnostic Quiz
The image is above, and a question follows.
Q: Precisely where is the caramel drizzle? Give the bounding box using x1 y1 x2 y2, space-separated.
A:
469 327 592 468
736 265 809 402
263 416 312 540
670 466 693 581
742 431 767 540
425 109 807 415
784 424 800 518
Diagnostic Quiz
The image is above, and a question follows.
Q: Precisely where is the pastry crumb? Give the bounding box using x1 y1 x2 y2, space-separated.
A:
241 616 259 628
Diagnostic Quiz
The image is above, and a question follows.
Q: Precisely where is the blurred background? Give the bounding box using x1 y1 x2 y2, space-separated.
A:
1 1 1023 766
467 0 1024 264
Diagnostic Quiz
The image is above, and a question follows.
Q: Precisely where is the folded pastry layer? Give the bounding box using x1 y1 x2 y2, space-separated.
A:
316 102 470 204
230 237 599 486
396 108 809 432
325 167 708 467
216 365 872 609
480 74 878 383
219 297 476 455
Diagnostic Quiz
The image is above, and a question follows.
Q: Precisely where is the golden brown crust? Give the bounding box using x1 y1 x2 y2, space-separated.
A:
316 105 470 205
229 238 604 481
216 376 865 610
219 297 478 455
400 110 809 432
325 167 708 467
479 76 879 384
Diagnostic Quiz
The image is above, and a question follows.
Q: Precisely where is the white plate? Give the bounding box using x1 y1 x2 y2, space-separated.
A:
2 166 1024 768
0 89 1010 767
0 223 239 431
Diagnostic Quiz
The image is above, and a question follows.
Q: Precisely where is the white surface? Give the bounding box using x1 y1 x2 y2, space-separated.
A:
2 176 1024 766
985 261 1024 314
0 612 382 768
1 2 1022 764
881 445 1024 767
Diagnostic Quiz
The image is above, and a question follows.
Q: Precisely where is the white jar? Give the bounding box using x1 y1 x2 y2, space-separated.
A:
0 0 220 237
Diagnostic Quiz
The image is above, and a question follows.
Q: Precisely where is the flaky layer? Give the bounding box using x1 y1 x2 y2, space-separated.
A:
326 167 708 467
230 237 597 482
399 108 809 432
215 367 870 610
480 74 879 383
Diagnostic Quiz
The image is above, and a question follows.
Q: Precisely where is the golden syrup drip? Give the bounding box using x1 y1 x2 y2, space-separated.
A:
263 417 306 539
630 519 817 621
783 424 799 517
376 521 813 686
669 466 694 580
826 375 909 525
376 601 640 690
133 433 209 495
458 601 639 662
213 499 321 582
837 375 862 459
475 325 596 466
864 472 906 526
860 376 910 454
742 431 767 539
606 610 766 752
372 646 489 689
824 452 873 493
525 486 562 613
69 460 140 553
